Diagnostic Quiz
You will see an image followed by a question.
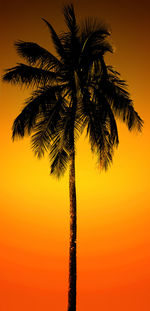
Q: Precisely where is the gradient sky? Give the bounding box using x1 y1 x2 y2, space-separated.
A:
1 0 150 310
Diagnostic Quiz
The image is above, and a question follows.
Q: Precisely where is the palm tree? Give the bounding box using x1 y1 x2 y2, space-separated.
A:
3 4 143 311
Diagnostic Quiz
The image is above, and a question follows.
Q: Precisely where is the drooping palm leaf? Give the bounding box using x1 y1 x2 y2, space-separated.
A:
81 86 118 169
80 18 111 53
31 94 66 158
50 132 69 178
101 68 143 131
95 89 119 146
12 86 62 140
3 63 59 87
78 23 113 82
31 117 52 158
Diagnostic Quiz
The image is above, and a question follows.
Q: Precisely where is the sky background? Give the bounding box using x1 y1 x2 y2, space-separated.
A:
0 0 150 310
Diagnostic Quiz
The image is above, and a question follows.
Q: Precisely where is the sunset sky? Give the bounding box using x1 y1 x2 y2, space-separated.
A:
0 0 150 310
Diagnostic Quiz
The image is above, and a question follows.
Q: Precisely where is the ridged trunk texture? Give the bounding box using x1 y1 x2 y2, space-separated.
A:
68 150 77 311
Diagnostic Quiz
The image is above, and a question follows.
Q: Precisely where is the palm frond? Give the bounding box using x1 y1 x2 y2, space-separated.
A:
12 86 61 140
63 3 79 35
101 68 143 131
58 5 80 69
80 18 111 53
82 88 117 170
64 108 81 152
81 35 113 57
81 18 110 39
31 93 66 158
50 132 69 178
96 90 119 146
49 100 83 177
15 40 62 70
31 117 52 158
53 106 75 154
59 30 81 69
79 21 112 75
3 63 59 87
31 120 51 158
42 18 65 60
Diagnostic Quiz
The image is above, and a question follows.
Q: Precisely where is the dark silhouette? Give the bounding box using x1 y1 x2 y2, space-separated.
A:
3 4 143 311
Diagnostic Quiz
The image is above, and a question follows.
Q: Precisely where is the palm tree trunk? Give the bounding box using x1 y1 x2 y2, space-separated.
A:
68 149 77 311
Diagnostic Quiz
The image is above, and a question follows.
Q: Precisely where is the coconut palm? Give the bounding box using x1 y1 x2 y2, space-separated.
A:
2 4 143 311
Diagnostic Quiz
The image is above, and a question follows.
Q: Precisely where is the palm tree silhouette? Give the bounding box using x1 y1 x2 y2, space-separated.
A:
3 4 143 311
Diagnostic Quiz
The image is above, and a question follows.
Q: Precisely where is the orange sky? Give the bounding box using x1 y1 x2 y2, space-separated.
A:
0 0 150 310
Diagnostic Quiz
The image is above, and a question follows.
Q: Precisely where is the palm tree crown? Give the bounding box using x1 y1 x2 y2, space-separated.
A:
3 4 143 175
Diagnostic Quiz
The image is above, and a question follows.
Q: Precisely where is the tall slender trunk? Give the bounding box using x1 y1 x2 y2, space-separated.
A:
68 149 77 311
